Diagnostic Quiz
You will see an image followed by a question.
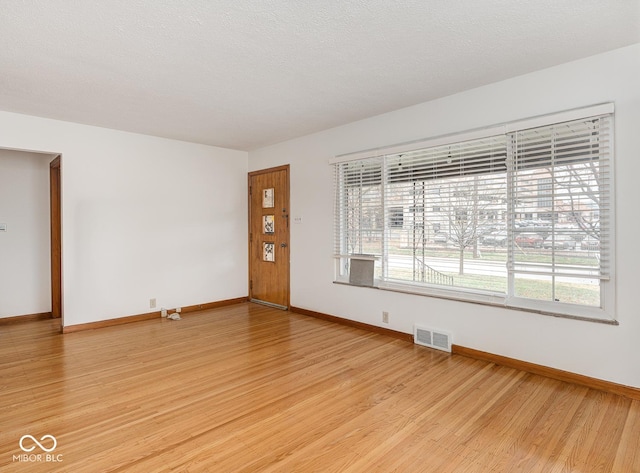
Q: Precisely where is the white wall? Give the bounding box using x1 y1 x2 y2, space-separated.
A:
249 44 640 388
0 113 248 327
0 150 52 317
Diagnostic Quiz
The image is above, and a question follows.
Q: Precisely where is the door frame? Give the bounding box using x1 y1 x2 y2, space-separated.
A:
248 164 290 309
50 155 63 326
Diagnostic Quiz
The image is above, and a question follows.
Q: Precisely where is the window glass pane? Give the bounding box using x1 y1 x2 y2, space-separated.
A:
555 277 601 307
343 185 382 255
514 274 601 306
384 136 507 292
510 116 608 309
514 274 553 301
336 159 383 257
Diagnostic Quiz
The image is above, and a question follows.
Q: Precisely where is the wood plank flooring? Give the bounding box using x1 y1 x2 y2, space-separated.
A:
1 302 638 472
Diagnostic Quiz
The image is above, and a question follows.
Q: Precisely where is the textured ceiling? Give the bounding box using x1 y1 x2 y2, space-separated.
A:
1 1 639 151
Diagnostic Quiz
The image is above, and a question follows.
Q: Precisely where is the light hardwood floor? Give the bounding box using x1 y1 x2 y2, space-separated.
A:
1 303 638 472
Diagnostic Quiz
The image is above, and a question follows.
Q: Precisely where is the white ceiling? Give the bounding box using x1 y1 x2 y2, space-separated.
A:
1 1 639 151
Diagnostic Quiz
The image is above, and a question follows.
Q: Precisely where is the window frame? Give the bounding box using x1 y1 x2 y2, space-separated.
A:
332 104 616 323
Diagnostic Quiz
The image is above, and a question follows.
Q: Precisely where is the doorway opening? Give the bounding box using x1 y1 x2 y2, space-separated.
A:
50 155 62 325
0 149 62 328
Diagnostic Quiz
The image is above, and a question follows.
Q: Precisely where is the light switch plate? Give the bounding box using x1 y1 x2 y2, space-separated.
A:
0 223 6 232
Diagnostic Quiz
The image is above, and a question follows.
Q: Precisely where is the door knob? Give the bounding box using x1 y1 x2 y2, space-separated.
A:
281 243 288 248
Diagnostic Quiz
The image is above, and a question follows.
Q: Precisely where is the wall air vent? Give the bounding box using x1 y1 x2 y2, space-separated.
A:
414 325 452 353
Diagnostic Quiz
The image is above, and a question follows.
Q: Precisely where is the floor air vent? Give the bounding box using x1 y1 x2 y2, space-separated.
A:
414 326 452 353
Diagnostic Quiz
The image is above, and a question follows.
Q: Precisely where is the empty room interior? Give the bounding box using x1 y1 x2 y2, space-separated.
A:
1 1 640 471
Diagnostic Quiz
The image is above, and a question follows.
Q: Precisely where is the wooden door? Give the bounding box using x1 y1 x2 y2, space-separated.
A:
50 156 62 320
248 165 290 309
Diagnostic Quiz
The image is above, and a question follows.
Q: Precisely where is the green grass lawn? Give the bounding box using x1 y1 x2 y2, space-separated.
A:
386 267 600 306
357 240 600 266
356 239 601 306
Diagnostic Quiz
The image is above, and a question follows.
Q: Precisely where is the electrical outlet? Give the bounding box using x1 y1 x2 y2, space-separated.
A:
382 311 389 323
150 298 157 309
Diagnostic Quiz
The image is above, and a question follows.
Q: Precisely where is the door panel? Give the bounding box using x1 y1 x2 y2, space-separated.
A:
248 166 290 309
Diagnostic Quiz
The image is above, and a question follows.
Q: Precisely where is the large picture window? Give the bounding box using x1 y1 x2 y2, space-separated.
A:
333 105 614 321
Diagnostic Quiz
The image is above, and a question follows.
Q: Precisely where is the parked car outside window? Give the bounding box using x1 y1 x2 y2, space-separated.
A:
482 231 507 247
543 234 577 250
515 232 543 248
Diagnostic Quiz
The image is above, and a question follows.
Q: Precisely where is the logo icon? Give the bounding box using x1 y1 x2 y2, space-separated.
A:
19 435 57 453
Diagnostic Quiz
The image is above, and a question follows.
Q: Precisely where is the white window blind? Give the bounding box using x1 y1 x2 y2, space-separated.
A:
333 105 614 320
333 157 383 279
508 115 612 307
382 136 507 291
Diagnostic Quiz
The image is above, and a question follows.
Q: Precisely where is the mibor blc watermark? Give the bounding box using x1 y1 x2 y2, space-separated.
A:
13 434 63 463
